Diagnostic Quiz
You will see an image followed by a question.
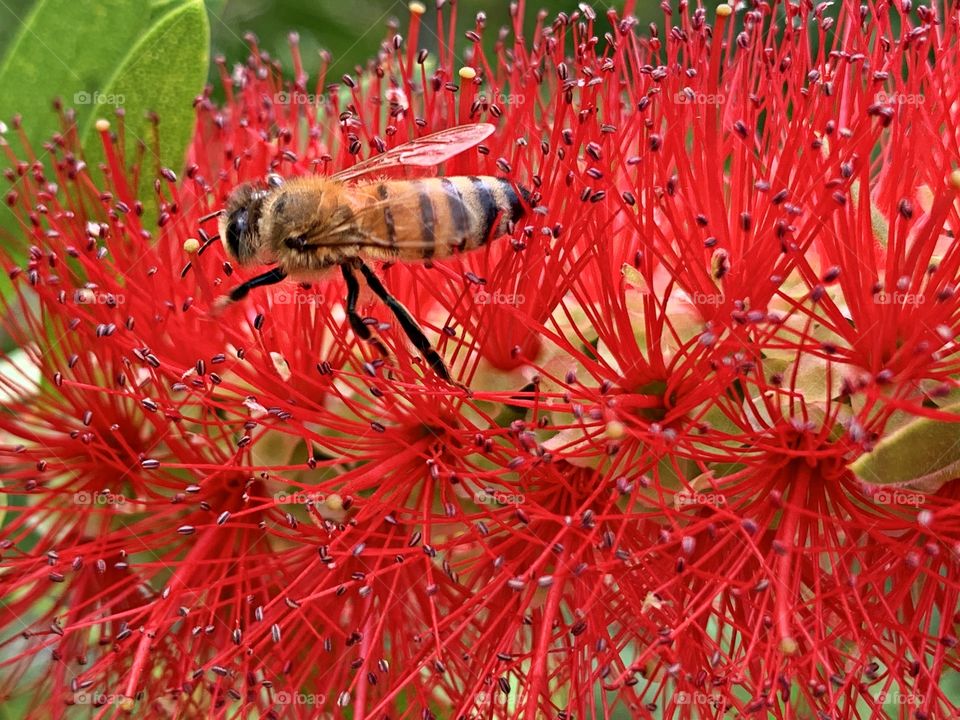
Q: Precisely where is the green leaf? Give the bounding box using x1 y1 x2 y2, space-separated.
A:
850 404 960 489
81 0 209 216
204 0 228 18
0 0 36 54
0 0 149 246
0 0 148 129
149 0 184 19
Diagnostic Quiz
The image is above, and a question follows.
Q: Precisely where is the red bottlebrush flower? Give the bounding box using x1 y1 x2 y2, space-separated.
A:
2 2 960 718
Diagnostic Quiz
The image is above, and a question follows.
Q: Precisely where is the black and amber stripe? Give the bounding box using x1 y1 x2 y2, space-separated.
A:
358 176 527 260
416 180 437 259
441 177 471 251
377 183 397 248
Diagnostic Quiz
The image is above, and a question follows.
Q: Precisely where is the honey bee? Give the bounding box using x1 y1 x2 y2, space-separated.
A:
204 124 528 385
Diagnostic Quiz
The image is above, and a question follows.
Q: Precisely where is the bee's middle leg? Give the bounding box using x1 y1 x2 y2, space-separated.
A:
340 263 394 368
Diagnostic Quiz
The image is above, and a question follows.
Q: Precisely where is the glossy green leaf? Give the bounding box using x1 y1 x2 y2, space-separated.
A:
0 0 149 242
152 0 225 30
81 0 209 213
850 404 960 489
0 0 36 53
0 0 147 130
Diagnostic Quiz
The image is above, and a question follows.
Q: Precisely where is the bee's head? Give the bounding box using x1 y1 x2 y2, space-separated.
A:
219 183 270 266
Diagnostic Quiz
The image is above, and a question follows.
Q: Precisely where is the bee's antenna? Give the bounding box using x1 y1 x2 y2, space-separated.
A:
197 233 220 256
198 209 222 224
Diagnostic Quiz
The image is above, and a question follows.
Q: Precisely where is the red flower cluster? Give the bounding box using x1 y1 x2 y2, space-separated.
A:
2 1 960 718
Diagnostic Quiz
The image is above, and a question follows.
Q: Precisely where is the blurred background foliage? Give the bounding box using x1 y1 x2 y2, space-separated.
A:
1 0 662 89
209 0 660 79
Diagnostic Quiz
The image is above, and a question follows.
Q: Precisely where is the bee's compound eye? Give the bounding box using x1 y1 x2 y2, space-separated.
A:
266 173 284 188
225 208 247 259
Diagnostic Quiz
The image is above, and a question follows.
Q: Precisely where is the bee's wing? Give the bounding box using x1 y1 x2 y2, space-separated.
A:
330 123 495 183
314 192 437 251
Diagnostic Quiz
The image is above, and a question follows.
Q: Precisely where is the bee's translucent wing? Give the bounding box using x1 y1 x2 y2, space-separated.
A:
330 123 495 183
301 188 453 252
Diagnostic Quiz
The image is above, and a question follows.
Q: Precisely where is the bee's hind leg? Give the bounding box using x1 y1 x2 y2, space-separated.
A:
341 263 395 376
356 261 468 393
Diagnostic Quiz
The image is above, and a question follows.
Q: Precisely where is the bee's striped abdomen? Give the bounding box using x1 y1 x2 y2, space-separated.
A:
358 175 527 260
441 178 471 251
415 176 526 256
377 183 397 248
415 180 437 259
460 176 526 251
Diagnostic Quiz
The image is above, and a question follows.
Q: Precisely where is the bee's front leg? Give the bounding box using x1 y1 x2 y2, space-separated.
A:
213 267 288 314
